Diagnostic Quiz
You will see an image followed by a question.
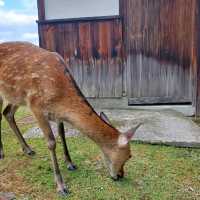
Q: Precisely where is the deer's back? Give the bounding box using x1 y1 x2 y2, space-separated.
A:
0 42 77 108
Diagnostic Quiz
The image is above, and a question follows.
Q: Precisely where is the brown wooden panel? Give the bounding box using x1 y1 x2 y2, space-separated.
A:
121 0 196 103
37 0 45 20
38 19 123 98
195 0 200 115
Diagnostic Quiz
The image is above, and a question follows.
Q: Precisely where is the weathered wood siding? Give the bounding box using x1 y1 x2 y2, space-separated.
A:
121 0 196 104
195 0 200 114
38 19 123 98
37 0 199 112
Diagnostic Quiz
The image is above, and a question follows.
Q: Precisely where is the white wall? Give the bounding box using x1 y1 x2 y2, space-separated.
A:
44 0 119 20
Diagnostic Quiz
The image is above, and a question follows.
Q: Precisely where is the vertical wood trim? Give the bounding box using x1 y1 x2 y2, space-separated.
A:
37 0 45 47
38 25 42 47
119 0 127 97
191 0 198 113
37 0 45 20
195 0 200 115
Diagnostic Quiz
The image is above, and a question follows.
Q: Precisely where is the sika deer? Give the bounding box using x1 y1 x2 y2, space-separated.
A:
0 42 142 196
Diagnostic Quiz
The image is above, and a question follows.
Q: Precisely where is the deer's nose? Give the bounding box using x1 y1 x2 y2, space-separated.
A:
111 175 120 181
118 168 124 178
111 174 124 181
117 173 124 179
111 170 124 181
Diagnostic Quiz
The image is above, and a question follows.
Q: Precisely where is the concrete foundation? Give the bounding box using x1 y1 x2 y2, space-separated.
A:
88 98 195 117
24 108 200 148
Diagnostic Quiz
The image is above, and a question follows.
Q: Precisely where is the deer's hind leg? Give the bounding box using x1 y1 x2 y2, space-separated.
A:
0 96 4 159
58 122 77 171
3 104 35 156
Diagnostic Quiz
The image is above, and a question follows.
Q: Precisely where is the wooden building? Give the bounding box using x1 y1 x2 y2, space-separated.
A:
37 0 200 116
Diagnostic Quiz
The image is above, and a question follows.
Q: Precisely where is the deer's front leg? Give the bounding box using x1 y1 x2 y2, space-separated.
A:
3 104 35 156
58 122 77 171
0 96 4 159
32 108 69 196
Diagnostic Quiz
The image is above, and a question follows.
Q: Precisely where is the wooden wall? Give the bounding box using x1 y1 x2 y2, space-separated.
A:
37 0 200 113
120 0 196 104
121 0 196 66
38 19 124 98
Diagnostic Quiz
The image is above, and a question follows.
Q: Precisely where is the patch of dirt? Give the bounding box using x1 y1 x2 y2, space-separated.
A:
0 159 55 200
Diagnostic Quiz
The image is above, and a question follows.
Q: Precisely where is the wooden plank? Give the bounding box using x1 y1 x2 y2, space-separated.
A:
129 97 192 105
37 15 121 25
37 0 45 20
195 0 200 115
79 23 92 60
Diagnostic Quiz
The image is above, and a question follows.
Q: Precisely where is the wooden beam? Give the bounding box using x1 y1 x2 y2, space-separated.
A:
129 97 192 105
37 15 121 25
195 0 200 116
37 0 45 21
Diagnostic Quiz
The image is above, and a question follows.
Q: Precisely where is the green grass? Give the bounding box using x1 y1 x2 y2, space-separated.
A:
0 108 200 200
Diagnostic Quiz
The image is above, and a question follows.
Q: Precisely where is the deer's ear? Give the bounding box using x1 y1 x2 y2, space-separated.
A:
118 123 143 147
100 112 112 125
124 123 143 140
118 135 129 147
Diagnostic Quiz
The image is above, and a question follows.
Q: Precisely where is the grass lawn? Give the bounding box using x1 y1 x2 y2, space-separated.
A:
0 108 200 200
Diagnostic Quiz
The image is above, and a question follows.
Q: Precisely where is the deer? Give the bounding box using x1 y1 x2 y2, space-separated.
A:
0 42 142 196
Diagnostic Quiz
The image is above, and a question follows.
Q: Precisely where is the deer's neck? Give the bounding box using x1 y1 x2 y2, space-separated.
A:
60 100 119 148
81 112 119 147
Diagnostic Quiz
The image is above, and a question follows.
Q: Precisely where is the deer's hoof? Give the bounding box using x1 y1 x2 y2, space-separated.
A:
67 163 77 171
23 148 36 156
58 188 70 197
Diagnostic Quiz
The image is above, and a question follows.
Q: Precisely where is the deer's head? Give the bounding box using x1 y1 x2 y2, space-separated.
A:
100 112 142 180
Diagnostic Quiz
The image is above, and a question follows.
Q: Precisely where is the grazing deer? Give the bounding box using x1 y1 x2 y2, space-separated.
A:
0 42 142 196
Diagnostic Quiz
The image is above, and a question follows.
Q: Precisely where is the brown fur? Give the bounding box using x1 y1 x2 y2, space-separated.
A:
0 42 134 194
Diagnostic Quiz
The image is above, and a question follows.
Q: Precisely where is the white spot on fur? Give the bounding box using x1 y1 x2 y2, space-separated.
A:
15 76 23 80
0 80 5 85
118 135 128 147
31 73 39 78
49 78 55 82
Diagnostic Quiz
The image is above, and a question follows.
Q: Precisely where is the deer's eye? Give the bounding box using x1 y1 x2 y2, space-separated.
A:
129 155 132 159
